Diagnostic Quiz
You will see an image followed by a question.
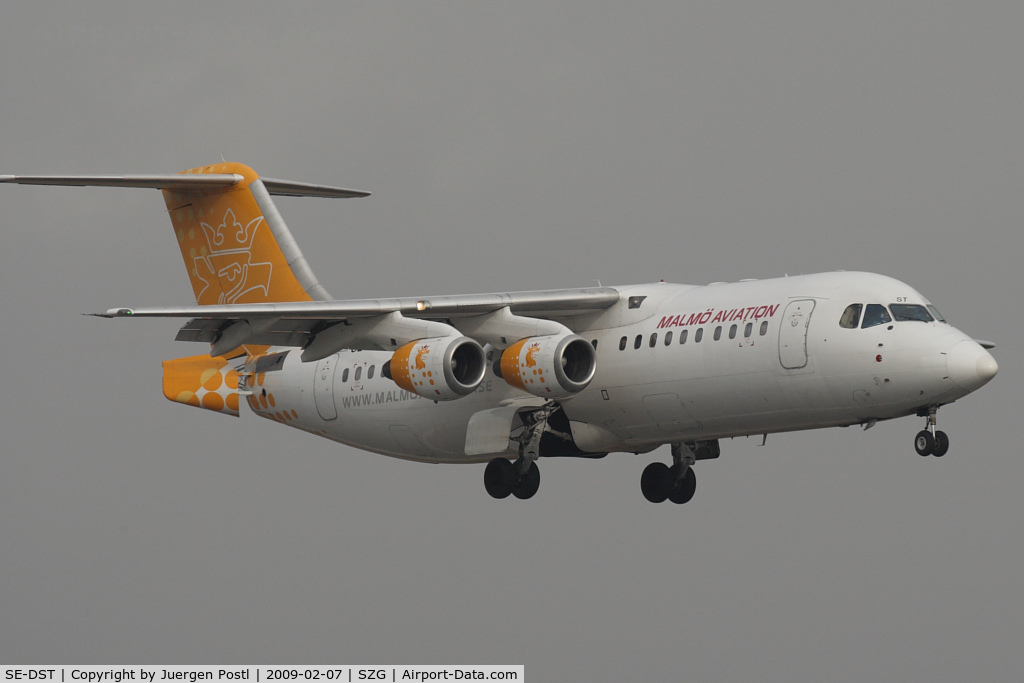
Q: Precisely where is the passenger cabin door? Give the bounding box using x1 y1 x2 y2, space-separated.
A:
778 299 816 369
314 354 339 420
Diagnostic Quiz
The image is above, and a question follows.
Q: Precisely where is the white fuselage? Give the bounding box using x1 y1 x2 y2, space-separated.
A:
249 272 994 463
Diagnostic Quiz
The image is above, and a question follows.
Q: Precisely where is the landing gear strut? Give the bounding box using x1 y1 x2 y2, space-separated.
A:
641 442 697 504
483 403 557 500
914 406 949 457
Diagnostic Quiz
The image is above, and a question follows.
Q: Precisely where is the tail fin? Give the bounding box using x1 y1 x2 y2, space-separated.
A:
163 163 330 305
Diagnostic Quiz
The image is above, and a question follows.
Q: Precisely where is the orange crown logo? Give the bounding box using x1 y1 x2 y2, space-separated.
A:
200 208 263 253
191 208 274 304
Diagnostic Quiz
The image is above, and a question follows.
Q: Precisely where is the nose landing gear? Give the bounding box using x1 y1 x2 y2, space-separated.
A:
914 406 949 457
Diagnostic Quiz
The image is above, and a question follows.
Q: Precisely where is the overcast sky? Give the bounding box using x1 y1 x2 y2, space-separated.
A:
1 3 1021 681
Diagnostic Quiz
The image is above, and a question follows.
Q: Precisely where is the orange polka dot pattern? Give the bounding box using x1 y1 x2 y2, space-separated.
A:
245 369 299 424
162 355 240 416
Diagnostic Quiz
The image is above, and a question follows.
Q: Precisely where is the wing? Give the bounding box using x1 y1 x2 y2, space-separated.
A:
98 287 622 360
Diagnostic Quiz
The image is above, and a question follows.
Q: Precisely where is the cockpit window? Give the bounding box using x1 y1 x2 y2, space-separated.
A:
839 304 862 329
861 304 892 328
890 304 934 322
927 304 946 323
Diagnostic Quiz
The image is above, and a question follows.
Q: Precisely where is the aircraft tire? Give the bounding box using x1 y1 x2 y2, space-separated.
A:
668 466 696 505
484 458 516 499
914 430 935 456
932 430 949 457
641 462 671 503
512 461 541 499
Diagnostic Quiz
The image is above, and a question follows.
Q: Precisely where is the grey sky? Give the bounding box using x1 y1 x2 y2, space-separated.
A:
1 3 1021 680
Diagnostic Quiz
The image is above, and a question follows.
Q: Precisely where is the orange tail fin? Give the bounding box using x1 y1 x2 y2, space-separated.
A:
162 162 331 305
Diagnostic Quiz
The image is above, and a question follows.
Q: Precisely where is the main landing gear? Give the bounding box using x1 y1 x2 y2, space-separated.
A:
641 442 700 504
914 406 949 457
483 403 558 500
484 457 540 500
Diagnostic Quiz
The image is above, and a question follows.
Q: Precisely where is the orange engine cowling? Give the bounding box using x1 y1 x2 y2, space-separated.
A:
384 336 487 400
496 334 597 399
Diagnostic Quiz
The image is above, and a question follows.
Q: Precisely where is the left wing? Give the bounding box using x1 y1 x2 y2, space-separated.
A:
2 164 620 360
98 287 621 360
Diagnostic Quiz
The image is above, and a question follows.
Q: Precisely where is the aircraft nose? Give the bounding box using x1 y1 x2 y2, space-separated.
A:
946 340 998 391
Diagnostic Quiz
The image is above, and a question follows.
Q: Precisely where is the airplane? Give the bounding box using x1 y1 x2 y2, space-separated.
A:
0 162 999 504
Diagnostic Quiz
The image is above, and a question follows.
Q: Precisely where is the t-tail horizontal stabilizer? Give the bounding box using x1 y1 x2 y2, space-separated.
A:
0 173 369 197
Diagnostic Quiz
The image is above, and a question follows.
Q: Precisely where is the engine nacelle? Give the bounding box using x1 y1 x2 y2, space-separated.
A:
496 334 597 399
384 336 487 401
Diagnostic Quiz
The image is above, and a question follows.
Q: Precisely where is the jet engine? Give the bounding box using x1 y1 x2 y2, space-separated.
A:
495 333 597 399
383 336 487 401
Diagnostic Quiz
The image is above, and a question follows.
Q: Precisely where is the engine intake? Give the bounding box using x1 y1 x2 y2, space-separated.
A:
496 334 597 399
384 336 486 401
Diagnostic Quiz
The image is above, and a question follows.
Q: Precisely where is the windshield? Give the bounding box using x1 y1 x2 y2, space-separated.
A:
927 304 946 323
839 304 862 329
890 304 934 322
861 304 892 328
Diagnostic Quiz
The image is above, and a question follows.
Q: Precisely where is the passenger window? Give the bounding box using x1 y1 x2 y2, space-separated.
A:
354 367 362 381
679 329 688 344
839 304 862 329
760 321 768 336
649 333 657 348
619 336 627 351
713 326 722 341
342 368 349 382
861 304 892 328
368 365 375 379
664 331 673 345
744 322 752 338
729 324 737 340
634 334 642 350
695 328 703 343
890 304 933 322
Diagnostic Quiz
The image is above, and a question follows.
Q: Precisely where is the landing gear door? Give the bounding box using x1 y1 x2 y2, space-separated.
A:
465 406 520 456
314 354 338 420
465 400 545 456
778 299 816 370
